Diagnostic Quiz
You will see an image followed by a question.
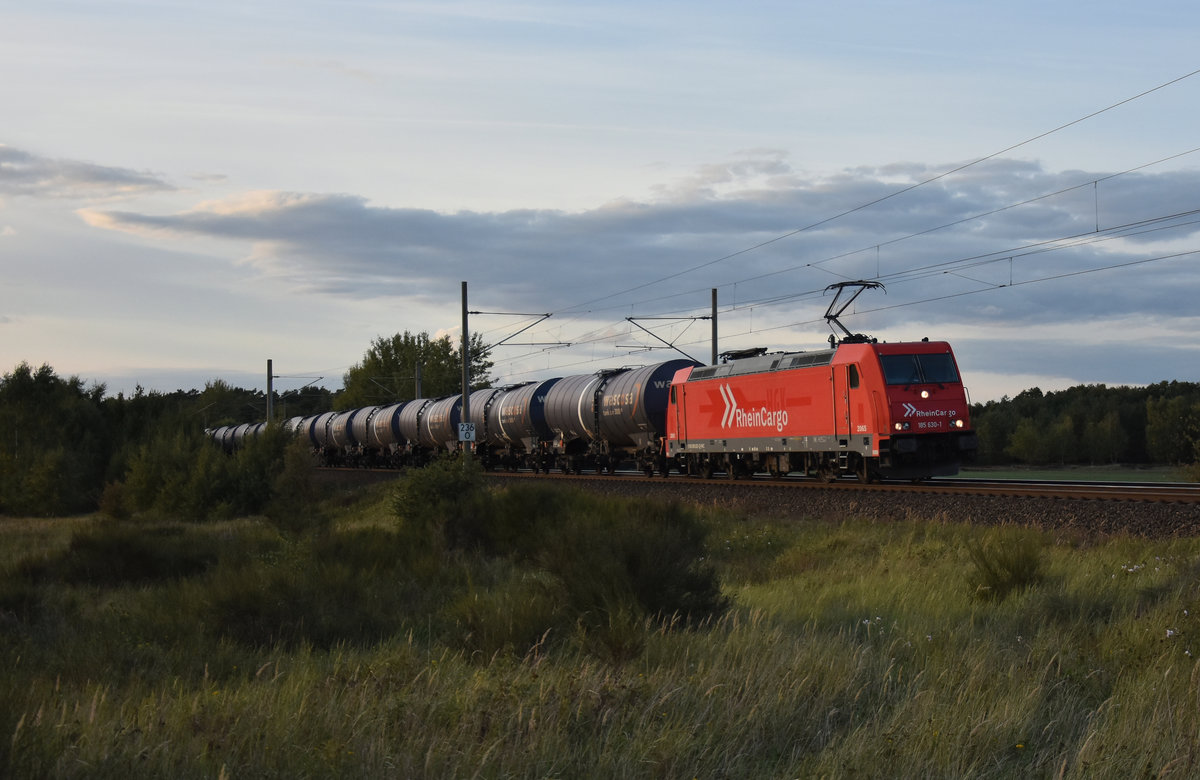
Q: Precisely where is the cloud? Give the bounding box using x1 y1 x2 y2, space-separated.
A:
78 155 1200 336
0 144 174 199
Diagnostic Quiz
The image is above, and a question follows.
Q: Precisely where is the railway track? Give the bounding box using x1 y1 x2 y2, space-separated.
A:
478 470 1200 504
325 465 1200 537
921 478 1200 504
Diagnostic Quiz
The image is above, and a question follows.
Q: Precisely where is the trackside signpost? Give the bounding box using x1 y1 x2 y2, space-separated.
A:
458 423 476 442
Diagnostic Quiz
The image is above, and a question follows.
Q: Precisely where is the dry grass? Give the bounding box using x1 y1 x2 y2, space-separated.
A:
5 488 1200 777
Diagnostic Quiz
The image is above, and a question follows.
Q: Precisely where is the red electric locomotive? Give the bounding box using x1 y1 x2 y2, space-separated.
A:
664 283 978 481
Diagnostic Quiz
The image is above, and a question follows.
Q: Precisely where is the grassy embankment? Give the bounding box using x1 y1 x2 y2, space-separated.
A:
3 468 1200 778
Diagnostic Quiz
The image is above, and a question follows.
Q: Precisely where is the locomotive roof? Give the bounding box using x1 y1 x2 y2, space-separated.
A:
686 340 954 382
688 348 837 381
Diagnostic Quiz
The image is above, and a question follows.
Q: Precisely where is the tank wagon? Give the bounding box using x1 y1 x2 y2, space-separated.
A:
483 379 560 472
536 359 700 474
209 359 704 476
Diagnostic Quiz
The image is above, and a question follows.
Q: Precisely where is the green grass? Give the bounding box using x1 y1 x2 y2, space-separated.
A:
5 483 1200 777
957 464 1182 482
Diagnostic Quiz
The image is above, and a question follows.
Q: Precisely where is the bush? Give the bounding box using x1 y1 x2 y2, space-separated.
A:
393 454 488 551
18 522 226 586
966 528 1044 601
393 475 727 662
535 496 729 628
448 566 563 658
98 480 128 520
204 527 435 649
266 440 329 535
119 425 293 522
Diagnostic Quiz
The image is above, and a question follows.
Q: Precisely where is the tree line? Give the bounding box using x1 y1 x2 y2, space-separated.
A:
970 381 1200 469
3 334 1198 516
1 331 490 517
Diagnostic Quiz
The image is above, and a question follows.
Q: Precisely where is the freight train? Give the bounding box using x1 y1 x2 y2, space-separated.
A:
209 333 978 482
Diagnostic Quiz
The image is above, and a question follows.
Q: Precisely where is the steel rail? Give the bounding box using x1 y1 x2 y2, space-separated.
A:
322 465 1200 503
480 470 1200 504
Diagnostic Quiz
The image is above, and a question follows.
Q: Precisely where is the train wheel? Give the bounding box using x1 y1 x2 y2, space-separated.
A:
816 464 837 483
702 460 715 479
854 458 876 484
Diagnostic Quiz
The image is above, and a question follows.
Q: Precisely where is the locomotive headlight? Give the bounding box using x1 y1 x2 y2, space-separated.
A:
894 421 910 431
955 419 965 428
920 390 930 399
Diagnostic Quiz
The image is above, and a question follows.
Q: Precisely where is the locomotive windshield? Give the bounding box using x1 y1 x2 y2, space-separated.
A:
879 352 960 386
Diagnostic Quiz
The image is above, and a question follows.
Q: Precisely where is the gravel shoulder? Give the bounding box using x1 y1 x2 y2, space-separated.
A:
486 474 1200 539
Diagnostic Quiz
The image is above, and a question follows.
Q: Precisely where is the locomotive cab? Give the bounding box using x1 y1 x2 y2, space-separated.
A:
869 342 978 479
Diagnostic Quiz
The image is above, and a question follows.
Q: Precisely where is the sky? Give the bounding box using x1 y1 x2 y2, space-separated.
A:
3 0 1200 406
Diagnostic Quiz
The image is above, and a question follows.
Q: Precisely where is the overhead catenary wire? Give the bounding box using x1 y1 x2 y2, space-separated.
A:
489 204 1200 384
453 69 1200 384
490 179 1200 379
552 68 1200 318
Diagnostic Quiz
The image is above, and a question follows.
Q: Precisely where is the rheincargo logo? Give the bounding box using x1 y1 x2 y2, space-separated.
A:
720 383 790 432
902 403 950 418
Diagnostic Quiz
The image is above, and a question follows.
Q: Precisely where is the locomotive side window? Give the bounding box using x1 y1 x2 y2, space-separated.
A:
880 353 959 385
848 364 860 389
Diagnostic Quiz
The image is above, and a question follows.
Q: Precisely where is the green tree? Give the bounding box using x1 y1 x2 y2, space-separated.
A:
1082 409 1128 464
1045 414 1078 465
276 385 335 421
0 362 110 515
338 331 493 409
1146 395 1200 465
1005 416 1047 465
972 400 1018 465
